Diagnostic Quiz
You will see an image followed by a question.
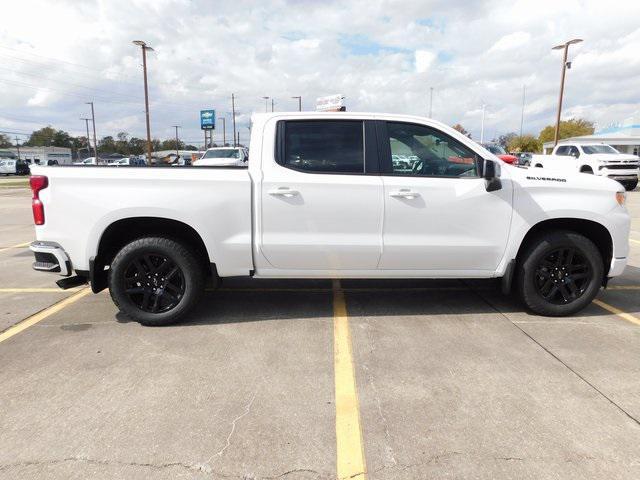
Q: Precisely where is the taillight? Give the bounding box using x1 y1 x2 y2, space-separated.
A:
30 175 48 225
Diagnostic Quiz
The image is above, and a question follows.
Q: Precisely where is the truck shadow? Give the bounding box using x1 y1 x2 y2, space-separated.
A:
170 273 637 326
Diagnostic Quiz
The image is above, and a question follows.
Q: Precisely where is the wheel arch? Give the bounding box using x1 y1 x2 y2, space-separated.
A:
515 218 612 278
91 217 213 292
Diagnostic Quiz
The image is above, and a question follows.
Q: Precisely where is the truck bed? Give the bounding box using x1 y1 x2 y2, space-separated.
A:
31 165 253 276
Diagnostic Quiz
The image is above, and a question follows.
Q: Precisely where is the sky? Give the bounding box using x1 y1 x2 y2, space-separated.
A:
1 0 640 146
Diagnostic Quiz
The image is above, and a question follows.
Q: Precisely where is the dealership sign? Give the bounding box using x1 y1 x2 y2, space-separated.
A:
200 109 215 130
316 94 345 112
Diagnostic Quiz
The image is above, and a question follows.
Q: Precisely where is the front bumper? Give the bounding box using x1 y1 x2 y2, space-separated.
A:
600 168 639 181
608 257 627 277
29 241 72 276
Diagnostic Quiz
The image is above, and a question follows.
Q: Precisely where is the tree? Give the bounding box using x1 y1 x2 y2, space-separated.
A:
496 132 517 149
98 136 116 154
159 139 184 151
128 137 146 155
507 135 542 153
115 132 130 155
538 118 594 144
452 124 471 138
0 133 12 148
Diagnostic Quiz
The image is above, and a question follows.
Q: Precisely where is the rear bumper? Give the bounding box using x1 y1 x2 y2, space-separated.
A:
29 241 72 276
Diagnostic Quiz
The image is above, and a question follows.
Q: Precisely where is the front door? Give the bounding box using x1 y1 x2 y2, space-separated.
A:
259 119 383 270
377 121 513 273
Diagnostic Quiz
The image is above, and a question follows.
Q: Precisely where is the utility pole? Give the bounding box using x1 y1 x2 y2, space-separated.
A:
133 40 155 164
231 93 237 147
520 85 526 137
86 102 98 159
552 38 583 147
292 96 302 111
430 87 434 117
172 125 181 158
480 104 486 144
219 117 226 146
262 96 269 113
14 137 21 160
237 131 240 147
80 117 91 158
271 98 274 112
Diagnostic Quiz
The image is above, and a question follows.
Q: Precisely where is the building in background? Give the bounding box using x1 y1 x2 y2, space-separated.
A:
3 146 73 165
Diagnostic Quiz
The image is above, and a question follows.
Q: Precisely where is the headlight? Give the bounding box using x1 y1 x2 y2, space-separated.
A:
616 191 626 206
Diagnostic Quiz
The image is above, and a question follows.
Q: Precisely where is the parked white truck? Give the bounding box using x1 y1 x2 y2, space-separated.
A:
531 143 639 191
29 113 630 325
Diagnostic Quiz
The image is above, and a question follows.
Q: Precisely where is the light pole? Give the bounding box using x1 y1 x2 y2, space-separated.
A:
218 117 226 146
428 87 433 118
85 102 98 159
172 125 181 158
80 117 91 159
231 93 237 147
271 98 275 112
262 96 270 113
520 85 526 137
133 40 155 164
291 96 302 111
552 38 583 146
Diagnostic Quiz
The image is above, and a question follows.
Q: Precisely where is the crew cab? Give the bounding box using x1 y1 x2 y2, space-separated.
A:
29 112 630 325
531 143 639 190
193 147 248 167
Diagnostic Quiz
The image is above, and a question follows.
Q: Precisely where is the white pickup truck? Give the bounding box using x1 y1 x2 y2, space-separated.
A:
29 112 630 325
531 143 639 191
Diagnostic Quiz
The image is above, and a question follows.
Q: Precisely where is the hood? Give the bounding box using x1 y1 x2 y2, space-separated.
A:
588 153 638 162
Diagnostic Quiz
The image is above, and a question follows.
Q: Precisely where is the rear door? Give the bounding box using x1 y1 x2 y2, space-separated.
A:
258 119 383 270
377 121 513 273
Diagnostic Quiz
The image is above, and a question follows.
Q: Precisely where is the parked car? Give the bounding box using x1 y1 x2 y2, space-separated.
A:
515 152 533 166
531 143 639 191
73 157 98 166
107 157 146 166
481 144 518 164
193 147 248 166
0 158 17 175
28 112 630 325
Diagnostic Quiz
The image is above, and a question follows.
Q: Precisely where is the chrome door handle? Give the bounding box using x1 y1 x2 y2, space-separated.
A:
268 187 299 197
389 189 420 199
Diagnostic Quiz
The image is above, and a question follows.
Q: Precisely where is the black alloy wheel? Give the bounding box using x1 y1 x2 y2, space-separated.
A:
123 253 185 313
534 247 592 305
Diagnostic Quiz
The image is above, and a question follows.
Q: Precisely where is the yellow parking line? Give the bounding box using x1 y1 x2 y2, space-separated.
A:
0 288 81 293
630 238 640 245
592 299 640 326
0 288 91 344
332 280 367 480
0 241 31 254
608 285 640 290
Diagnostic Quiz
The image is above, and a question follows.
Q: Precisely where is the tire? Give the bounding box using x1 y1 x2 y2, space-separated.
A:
623 179 638 191
534 164 543 168
109 237 204 326
516 231 603 316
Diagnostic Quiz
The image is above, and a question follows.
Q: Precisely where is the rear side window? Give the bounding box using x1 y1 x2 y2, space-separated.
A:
277 120 364 173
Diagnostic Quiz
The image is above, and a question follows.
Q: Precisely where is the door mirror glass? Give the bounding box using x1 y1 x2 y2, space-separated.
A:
483 159 502 192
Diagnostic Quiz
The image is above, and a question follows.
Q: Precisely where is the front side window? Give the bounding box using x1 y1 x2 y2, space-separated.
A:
280 120 364 173
385 122 478 177
582 145 619 155
555 146 570 156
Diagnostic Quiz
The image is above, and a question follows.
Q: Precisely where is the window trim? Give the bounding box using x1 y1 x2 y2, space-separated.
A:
378 121 483 179
274 119 380 175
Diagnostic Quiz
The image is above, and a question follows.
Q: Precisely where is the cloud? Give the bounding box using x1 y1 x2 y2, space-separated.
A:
415 50 436 73
488 32 531 52
0 0 639 144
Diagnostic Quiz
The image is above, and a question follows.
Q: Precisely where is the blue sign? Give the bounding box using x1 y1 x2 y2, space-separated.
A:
200 109 215 130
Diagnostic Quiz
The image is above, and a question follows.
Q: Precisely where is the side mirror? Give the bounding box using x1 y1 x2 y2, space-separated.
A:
484 159 502 192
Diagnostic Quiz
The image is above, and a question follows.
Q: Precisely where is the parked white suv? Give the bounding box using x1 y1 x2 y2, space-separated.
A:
194 147 248 166
28 113 630 325
531 143 639 190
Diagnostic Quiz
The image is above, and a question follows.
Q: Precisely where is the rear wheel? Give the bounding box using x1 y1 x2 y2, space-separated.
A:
109 237 204 326
516 231 603 316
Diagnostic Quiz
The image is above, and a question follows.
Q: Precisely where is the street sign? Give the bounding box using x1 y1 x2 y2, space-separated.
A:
200 109 215 130
316 94 345 112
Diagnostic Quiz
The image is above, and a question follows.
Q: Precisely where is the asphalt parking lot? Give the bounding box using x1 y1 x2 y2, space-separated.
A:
0 186 639 480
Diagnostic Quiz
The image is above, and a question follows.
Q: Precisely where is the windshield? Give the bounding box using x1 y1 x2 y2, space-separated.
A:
202 149 240 159
581 145 619 155
485 144 506 155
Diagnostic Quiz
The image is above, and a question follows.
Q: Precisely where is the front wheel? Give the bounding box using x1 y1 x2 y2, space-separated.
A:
516 231 603 316
623 179 638 191
109 237 204 326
